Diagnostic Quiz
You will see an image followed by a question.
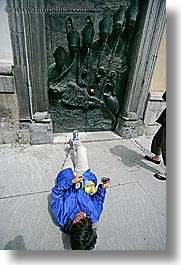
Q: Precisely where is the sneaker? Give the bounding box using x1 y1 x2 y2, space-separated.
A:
69 139 74 150
73 130 79 141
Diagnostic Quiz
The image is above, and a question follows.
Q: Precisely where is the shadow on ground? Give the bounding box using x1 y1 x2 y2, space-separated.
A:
4 235 26 250
110 145 162 175
47 193 71 250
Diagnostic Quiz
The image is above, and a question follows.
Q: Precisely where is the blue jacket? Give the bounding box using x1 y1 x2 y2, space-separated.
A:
51 167 107 232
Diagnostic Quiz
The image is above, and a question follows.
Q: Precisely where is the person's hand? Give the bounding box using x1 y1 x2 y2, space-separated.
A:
72 174 84 184
102 178 111 189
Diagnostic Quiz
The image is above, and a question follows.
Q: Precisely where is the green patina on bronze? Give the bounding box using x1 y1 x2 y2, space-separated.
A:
46 0 139 132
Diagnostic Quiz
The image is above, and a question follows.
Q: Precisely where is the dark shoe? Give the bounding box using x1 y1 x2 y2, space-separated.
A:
154 172 166 181
73 130 79 141
144 155 160 165
69 139 74 150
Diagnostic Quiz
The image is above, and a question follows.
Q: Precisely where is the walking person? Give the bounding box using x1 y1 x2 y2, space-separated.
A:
144 91 166 180
51 130 110 250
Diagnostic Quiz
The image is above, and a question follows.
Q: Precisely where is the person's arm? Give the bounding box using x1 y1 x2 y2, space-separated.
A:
92 178 110 202
91 179 111 222
51 178 73 226
51 174 84 226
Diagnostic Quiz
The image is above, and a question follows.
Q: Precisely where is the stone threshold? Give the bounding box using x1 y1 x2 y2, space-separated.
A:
53 131 122 144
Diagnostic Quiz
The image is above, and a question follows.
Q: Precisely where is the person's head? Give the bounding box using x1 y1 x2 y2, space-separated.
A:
70 214 97 250
99 14 112 41
82 16 94 48
113 5 126 36
66 17 80 57
53 46 67 73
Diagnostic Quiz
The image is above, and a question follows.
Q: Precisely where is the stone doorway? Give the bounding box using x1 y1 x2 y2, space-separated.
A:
6 0 165 143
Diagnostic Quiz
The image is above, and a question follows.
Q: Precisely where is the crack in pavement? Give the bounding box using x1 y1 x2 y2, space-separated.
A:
0 182 134 200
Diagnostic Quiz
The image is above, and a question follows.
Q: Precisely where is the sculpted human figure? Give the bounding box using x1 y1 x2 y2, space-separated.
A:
48 17 80 86
48 46 67 85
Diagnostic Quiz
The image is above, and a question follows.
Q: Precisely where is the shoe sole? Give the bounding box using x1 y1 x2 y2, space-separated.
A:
154 173 166 181
144 155 160 165
73 130 79 141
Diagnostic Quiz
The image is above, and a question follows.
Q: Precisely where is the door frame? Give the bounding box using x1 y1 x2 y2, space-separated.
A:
6 0 166 142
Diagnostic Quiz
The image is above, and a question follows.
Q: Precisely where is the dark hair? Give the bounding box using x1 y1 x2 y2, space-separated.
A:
70 217 97 250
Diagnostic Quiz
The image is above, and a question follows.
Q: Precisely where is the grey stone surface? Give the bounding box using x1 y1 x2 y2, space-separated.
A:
0 0 13 62
144 93 166 136
116 117 144 138
18 129 30 144
0 75 14 93
97 183 165 250
53 131 121 144
33 112 49 122
29 122 53 145
0 93 19 144
0 62 12 75
0 132 166 250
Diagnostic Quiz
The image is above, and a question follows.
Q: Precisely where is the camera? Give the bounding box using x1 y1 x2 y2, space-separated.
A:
75 180 84 189
101 177 110 184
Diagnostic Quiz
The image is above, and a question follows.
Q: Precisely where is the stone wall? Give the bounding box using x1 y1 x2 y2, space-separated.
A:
0 63 19 144
143 26 166 136
143 92 166 136
0 1 19 144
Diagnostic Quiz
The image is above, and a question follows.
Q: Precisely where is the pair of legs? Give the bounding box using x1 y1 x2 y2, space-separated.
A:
62 132 90 224
145 125 166 180
150 125 166 166
63 140 89 175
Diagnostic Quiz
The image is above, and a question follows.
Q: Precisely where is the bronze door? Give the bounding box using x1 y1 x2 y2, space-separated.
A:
46 0 139 132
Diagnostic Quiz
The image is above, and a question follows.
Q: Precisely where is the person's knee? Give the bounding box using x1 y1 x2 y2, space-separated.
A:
76 145 87 153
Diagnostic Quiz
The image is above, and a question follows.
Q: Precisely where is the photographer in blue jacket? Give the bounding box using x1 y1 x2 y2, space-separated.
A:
51 130 110 250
